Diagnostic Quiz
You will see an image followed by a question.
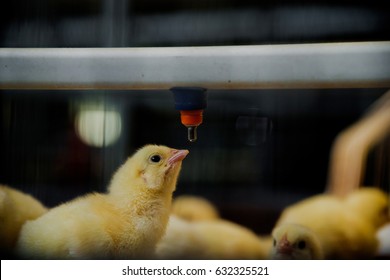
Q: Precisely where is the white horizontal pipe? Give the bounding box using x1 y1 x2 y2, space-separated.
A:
0 42 390 90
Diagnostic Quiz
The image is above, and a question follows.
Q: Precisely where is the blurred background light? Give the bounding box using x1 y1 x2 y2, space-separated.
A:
75 107 122 147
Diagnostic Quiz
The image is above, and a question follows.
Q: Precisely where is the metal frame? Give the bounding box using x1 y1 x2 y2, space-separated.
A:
1 41 390 90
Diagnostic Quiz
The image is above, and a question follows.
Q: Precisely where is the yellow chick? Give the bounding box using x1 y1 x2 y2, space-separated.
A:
16 145 189 259
172 195 219 221
270 224 324 260
275 187 389 259
156 215 268 259
0 185 48 253
344 187 389 230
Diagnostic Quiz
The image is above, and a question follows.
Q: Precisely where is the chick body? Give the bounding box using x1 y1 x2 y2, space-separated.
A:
344 187 389 229
274 187 389 259
16 145 188 259
0 185 48 253
172 195 219 221
156 215 268 259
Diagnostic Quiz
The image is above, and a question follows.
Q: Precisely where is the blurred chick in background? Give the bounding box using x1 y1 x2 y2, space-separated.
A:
16 145 188 259
271 224 324 259
172 195 220 221
156 215 269 259
346 188 390 258
344 187 389 230
272 187 389 259
0 185 48 253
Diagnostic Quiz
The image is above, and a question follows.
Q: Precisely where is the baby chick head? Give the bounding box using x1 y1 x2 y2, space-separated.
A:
109 145 189 195
138 145 189 192
345 187 389 229
271 224 323 260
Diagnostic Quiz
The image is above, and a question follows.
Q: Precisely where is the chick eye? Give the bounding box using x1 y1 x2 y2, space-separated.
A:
149 154 162 163
298 240 306 250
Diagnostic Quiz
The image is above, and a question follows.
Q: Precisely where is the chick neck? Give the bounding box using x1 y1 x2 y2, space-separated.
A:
106 168 177 258
109 154 183 222
108 173 175 212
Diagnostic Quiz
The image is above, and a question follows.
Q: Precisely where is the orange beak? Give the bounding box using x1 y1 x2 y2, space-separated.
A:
168 149 189 166
278 234 293 254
